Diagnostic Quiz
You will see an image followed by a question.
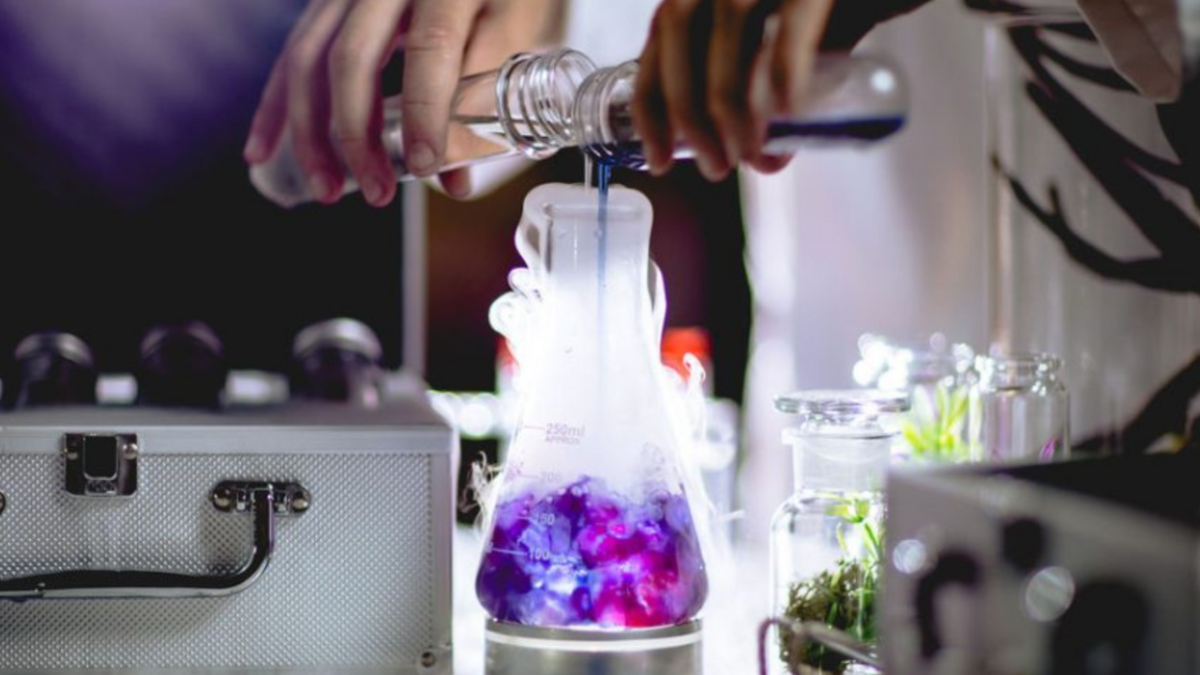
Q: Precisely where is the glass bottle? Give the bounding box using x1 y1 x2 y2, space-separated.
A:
967 352 1069 462
770 389 908 674
475 182 708 632
251 50 907 207
3 332 98 409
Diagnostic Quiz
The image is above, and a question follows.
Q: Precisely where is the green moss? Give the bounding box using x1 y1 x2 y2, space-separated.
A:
779 557 878 673
778 496 883 674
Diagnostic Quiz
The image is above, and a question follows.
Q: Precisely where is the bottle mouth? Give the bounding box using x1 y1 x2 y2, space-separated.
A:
572 61 640 166
497 49 597 157
975 352 1061 387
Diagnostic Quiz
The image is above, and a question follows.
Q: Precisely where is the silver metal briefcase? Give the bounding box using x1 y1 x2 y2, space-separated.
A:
0 394 454 674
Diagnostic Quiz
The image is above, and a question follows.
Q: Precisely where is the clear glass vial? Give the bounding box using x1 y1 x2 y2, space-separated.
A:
967 352 1069 462
769 389 908 674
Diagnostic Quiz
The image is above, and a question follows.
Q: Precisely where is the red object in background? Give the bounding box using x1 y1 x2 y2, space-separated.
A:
496 337 518 393
661 327 713 394
497 329 714 395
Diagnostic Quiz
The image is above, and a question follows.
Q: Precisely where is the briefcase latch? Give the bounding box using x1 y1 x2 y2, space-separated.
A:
63 433 139 497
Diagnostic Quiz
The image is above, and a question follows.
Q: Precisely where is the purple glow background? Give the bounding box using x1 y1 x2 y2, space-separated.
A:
0 0 302 206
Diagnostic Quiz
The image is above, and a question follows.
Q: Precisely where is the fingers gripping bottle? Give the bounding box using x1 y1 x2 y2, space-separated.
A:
478 183 708 673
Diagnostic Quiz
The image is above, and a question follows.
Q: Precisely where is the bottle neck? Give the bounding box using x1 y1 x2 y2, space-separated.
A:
975 353 1061 391
493 50 596 158
573 61 641 166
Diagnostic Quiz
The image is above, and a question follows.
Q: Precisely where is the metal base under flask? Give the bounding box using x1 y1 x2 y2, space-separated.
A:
484 619 703 675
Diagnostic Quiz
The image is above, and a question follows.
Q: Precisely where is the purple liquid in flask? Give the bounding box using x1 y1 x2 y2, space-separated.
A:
477 476 707 627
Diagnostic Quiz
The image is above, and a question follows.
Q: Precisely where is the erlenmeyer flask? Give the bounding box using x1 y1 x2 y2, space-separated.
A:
476 183 709 632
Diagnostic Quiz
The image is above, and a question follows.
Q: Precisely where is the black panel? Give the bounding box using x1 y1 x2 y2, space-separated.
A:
999 454 1200 527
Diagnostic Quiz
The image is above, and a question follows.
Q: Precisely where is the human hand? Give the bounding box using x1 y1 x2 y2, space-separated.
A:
243 0 563 206
633 0 920 181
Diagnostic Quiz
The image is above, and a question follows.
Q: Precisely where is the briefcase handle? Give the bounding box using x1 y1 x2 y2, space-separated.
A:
0 482 308 601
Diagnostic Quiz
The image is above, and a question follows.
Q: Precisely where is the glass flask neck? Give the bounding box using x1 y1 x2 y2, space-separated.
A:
975 353 1061 391
506 182 665 456
530 193 656 363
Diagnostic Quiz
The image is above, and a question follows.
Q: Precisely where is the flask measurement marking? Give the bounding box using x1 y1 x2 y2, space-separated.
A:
544 422 586 445
489 547 528 558
522 512 557 526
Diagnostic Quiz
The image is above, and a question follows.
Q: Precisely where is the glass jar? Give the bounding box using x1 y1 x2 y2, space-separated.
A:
769 390 908 674
967 353 1069 462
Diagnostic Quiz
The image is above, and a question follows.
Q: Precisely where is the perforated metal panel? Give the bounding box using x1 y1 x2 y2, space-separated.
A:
0 449 450 673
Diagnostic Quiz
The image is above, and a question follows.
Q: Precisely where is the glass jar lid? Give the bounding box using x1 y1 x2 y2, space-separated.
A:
774 389 910 417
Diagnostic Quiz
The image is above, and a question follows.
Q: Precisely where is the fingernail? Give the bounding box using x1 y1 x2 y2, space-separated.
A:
243 134 265 163
408 142 436 176
362 176 385 204
309 173 333 201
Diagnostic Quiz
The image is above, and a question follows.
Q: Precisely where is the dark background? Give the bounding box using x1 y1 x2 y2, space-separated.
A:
0 0 407 374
